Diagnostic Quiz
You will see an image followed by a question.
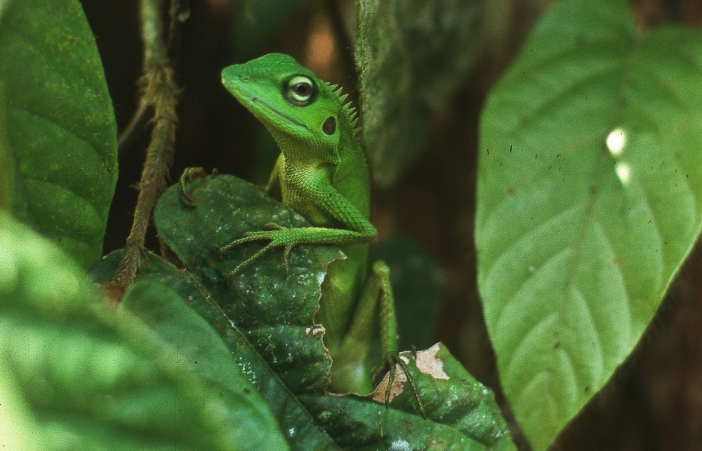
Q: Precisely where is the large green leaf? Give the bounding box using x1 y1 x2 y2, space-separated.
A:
131 173 341 448
0 353 43 451
0 213 284 450
119 279 291 451
475 0 702 449
94 250 341 450
97 173 516 450
154 174 341 393
355 0 484 187
0 0 118 269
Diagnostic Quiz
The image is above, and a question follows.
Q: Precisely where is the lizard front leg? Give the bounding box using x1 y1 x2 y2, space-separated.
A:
220 180 375 280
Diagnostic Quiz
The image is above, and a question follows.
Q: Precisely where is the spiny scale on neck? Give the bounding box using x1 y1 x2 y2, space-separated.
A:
324 81 359 134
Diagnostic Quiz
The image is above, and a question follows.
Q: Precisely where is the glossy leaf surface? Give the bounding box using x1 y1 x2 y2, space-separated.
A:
0 0 117 268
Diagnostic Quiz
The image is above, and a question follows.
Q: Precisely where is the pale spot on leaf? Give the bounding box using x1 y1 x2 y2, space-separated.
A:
615 162 631 185
371 362 407 404
414 343 450 380
606 127 626 156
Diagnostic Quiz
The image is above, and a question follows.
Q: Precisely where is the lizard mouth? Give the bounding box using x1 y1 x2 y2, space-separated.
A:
234 85 309 131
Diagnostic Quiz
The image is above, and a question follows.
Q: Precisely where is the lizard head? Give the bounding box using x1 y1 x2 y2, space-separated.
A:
222 53 357 165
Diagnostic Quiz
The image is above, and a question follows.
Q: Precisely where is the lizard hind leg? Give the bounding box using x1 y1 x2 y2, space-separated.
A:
372 260 398 357
337 260 427 418
380 352 427 419
330 260 398 394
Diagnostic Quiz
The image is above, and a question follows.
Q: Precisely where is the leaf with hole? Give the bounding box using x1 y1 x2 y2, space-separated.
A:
94 173 517 450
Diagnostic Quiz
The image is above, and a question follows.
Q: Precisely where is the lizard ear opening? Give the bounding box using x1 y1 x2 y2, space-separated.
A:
322 116 336 135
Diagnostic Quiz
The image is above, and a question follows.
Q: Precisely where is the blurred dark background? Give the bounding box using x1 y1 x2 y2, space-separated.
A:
80 0 702 449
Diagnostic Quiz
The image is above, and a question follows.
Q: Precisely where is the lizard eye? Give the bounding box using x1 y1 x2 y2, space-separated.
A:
285 76 315 106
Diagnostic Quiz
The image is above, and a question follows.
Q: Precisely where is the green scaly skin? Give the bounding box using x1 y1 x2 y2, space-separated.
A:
221 54 397 394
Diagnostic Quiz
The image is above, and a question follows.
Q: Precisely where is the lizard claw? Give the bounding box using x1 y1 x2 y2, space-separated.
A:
225 242 276 284
178 167 210 207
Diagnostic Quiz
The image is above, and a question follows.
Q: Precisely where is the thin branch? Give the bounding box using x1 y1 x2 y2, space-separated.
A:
117 102 151 157
116 0 189 159
105 0 180 300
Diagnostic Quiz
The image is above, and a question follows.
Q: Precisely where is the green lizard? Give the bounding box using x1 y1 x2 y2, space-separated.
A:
220 53 397 395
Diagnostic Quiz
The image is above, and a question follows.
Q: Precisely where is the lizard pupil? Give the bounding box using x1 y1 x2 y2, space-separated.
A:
293 83 310 96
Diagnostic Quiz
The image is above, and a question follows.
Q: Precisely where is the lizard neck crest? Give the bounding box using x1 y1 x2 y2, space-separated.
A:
325 81 359 132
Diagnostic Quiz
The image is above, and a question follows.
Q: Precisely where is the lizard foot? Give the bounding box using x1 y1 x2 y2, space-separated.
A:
178 167 218 207
219 224 294 282
373 351 427 420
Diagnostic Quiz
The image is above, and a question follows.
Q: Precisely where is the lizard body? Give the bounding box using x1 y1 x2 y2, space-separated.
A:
221 53 396 394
